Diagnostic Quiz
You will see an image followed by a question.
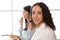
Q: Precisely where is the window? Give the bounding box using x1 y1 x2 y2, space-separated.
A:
43 0 60 9
51 11 60 39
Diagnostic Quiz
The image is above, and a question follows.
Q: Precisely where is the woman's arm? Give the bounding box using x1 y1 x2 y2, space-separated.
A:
9 34 21 40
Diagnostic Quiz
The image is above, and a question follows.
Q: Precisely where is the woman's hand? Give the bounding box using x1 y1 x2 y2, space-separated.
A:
28 22 32 29
19 17 23 28
9 34 20 39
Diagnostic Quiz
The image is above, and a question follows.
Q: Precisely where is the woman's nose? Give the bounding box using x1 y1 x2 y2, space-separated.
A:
34 14 37 18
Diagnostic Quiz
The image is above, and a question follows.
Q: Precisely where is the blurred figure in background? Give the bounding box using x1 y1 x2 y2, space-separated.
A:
9 5 35 40
19 5 35 40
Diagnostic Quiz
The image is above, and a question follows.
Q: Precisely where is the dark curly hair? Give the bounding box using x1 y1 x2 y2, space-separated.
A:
32 2 56 31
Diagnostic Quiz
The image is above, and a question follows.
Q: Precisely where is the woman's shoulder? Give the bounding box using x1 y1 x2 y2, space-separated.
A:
38 23 54 34
38 24 55 36
43 25 54 34
44 26 56 37
46 26 54 33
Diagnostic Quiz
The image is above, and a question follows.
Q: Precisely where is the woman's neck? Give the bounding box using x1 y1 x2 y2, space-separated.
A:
36 22 44 28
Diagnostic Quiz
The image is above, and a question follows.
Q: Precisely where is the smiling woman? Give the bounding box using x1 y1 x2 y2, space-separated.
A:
31 2 56 40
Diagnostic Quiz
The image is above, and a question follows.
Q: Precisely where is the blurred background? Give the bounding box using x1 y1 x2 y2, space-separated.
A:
0 0 60 40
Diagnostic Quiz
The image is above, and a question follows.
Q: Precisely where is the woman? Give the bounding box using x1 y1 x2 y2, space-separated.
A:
19 5 35 40
31 2 56 40
9 6 35 40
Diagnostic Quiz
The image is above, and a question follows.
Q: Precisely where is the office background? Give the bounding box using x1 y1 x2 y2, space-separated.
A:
0 0 60 40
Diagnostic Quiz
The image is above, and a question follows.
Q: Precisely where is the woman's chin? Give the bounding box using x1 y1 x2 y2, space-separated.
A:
34 22 39 25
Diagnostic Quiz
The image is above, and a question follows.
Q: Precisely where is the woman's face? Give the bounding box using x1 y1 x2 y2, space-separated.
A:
32 5 43 25
23 10 29 19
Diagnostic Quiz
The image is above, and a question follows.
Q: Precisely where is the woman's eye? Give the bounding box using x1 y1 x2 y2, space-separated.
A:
39 13 41 14
38 11 42 14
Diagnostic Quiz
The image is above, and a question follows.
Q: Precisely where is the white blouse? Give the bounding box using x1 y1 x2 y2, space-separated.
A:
31 23 56 40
